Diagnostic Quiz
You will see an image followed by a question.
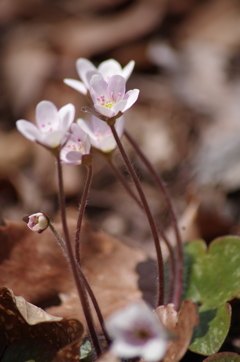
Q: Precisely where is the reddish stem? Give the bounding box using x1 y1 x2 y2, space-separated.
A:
56 155 101 355
75 164 93 265
110 125 164 306
107 156 175 303
124 129 183 310
49 221 111 345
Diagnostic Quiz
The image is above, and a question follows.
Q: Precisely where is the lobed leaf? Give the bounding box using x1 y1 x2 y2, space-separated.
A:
182 236 240 355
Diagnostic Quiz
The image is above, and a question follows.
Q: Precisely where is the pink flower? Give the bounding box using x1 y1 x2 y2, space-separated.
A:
105 303 168 362
23 212 49 233
16 101 75 149
60 123 91 165
77 115 125 153
89 74 139 119
64 58 135 95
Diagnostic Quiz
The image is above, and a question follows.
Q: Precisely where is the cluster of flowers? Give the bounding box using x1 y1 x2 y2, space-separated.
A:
17 58 139 163
17 58 169 362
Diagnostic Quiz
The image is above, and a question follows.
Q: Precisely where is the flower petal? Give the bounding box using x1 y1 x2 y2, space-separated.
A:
66 150 83 163
98 59 122 81
63 79 87 95
38 130 64 148
122 60 135 81
111 340 141 358
142 339 167 362
77 118 95 138
94 134 116 152
122 89 140 112
76 58 96 88
115 115 125 138
113 100 127 114
91 115 110 134
107 75 125 101
16 120 39 142
71 123 91 153
90 74 108 103
36 101 59 131
85 70 99 87
94 104 115 118
58 103 75 133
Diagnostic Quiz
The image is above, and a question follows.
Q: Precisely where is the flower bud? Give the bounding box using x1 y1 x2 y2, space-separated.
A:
23 212 49 233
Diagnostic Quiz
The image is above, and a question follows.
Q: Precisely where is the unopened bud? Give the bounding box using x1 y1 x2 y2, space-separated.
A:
23 212 49 233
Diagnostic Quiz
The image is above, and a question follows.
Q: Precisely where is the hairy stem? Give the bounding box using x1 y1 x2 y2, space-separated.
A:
49 221 111 346
106 156 175 303
75 164 93 265
110 125 164 306
124 129 183 310
56 155 101 355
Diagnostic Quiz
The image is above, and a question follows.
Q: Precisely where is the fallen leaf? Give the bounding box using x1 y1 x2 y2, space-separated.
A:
156 300 199 362
47 226 155 321
0 218 155 329
53 338 84 362
0 287 84 362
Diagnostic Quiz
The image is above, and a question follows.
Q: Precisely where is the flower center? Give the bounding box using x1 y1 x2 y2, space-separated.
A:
32 215 39 225
134 329 151 341
96 93 122 108
67 139 85 153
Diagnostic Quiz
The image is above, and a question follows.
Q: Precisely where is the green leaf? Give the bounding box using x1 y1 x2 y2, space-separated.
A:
189 303 231 355
203 352 240 362
182 236 240 355
184 237 240 307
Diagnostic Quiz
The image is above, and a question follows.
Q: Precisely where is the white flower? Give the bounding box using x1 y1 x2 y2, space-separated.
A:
16 101 75 149
23 212 49 233
89 74 139 119
60 123 91 165
77 115 125 153
64 58 135 95
105 303 168 362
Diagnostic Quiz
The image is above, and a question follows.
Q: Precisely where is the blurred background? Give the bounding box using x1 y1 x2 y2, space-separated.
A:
1 0 240 246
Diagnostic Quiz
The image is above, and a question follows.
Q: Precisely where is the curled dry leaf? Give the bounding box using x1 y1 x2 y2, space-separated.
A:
52 338 84 362
0 218 154 328
156 300 199 362
0 287 84 361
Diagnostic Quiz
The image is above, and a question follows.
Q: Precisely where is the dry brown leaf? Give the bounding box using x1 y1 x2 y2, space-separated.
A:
156 300 199 362
0 287 84 361
0 218 153 328
47 225 154 321
52 338 84 362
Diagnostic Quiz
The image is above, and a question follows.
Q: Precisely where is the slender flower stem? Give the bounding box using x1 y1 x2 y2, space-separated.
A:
106 156 175 303
124 129 183 310
107 158 142 208
75 164 93 265
110 124 164 306
49 221 111 346
56 155 102 356
49 222 66 250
